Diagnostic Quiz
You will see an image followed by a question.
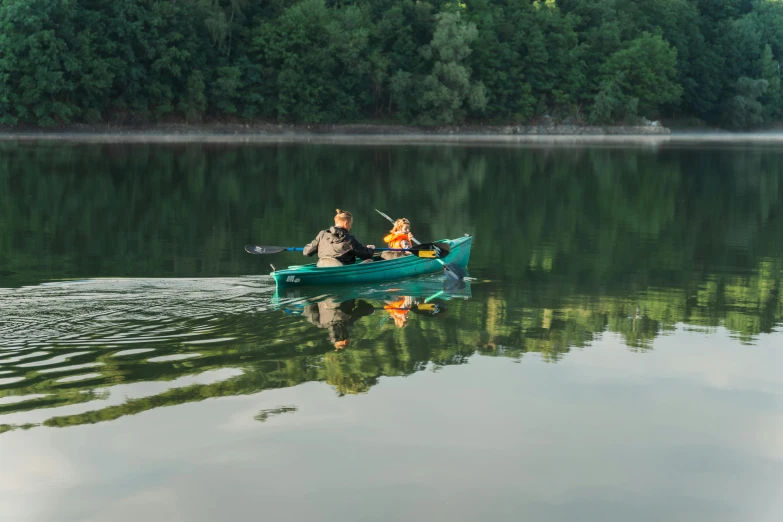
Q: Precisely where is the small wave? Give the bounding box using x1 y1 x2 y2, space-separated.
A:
0 277 276 429
38 362 105 374
17 352 91 368
112 349 156 357
55 373 104 384
147 353 202 363
184 337 235 345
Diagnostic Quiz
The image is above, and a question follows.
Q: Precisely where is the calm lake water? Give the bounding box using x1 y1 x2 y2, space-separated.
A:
1 139 781 522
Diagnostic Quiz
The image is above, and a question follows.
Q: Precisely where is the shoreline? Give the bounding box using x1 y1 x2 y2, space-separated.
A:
0 122 671 144
0 121 671 136
2 122 783 144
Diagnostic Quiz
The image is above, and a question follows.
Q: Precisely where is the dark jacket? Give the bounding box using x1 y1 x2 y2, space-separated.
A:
301 298 375 343
303 226 374 265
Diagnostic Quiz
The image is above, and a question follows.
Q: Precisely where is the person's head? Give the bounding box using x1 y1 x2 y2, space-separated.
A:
393 314 409 328
391 218 411 235
334 209 353 231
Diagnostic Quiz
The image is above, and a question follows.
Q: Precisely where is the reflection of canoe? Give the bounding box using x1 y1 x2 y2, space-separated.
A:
271 235 472 288
278 278 471 331
273 275 473 305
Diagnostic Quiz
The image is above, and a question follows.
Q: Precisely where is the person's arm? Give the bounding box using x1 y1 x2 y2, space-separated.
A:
350 235 375 260
303 231 323 257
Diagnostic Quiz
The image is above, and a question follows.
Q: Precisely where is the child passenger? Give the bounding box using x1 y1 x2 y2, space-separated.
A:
381 218 414 260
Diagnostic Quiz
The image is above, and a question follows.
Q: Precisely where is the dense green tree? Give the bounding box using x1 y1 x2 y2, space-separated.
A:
0 0 782 127
464 0 535 121
758 44 782 121
415 11 487 124
250 0 372 122
753 0 783 57
523 0 584 112
0 0 111 125
723 76 768 128
370 0 435 118
557 0 630 105
590 32 682 123
618 0 721 118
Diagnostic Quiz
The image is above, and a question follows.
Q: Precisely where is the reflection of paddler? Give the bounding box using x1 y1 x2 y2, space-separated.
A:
384 296 414 328
382 296 448 326
301 298 374 350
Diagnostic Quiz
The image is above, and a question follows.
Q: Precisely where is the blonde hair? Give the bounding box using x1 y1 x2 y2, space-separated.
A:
389 218 410 235
393 315 409 328
334 208 353 226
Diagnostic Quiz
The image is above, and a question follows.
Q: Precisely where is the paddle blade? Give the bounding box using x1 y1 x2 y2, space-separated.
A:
444 278 467 292
245 245 287 255
443 262 466 281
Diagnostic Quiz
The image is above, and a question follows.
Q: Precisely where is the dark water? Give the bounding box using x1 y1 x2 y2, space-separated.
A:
0 141 781 522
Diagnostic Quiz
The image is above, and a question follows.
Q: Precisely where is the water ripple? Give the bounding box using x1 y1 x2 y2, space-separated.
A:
0 277 277 430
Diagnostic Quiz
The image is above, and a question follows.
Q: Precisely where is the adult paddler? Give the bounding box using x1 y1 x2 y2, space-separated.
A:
303 209 376 267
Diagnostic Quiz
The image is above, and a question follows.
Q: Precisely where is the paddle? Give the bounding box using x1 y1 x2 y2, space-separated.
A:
374 208 466 280
244 242 451 259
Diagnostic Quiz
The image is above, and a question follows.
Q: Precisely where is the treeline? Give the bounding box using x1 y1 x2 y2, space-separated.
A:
0 0 781 128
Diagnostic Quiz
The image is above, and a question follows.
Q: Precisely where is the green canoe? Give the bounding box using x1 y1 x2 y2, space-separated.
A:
271 235 472 288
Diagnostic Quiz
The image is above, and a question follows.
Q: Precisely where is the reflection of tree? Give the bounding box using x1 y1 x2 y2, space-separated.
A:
1 142 783 432
1 273 782 433
2 143 782 288
255 406 297 423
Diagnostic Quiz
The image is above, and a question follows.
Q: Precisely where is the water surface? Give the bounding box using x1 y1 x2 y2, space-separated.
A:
0 141 781 522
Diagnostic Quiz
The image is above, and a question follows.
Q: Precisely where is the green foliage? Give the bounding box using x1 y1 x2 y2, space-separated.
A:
179 70 208 122
523 0 584 111
250 0 372 122
0 0 112 125
416 11 487 124
209 66 242 115
758 43 782 120
589 75 627 124
592 32 682 122
466 0 535 121
623 0 721 117
723 76 768 128
0 0 782 127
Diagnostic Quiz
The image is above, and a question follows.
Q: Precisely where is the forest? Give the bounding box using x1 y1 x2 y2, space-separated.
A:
0 0 781 128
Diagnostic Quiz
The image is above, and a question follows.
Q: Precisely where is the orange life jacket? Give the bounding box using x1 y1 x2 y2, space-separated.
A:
383 232 412 249
384 298 410 316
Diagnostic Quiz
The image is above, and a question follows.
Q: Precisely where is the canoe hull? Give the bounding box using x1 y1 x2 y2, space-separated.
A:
271 235 472 288
273 274 473 303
